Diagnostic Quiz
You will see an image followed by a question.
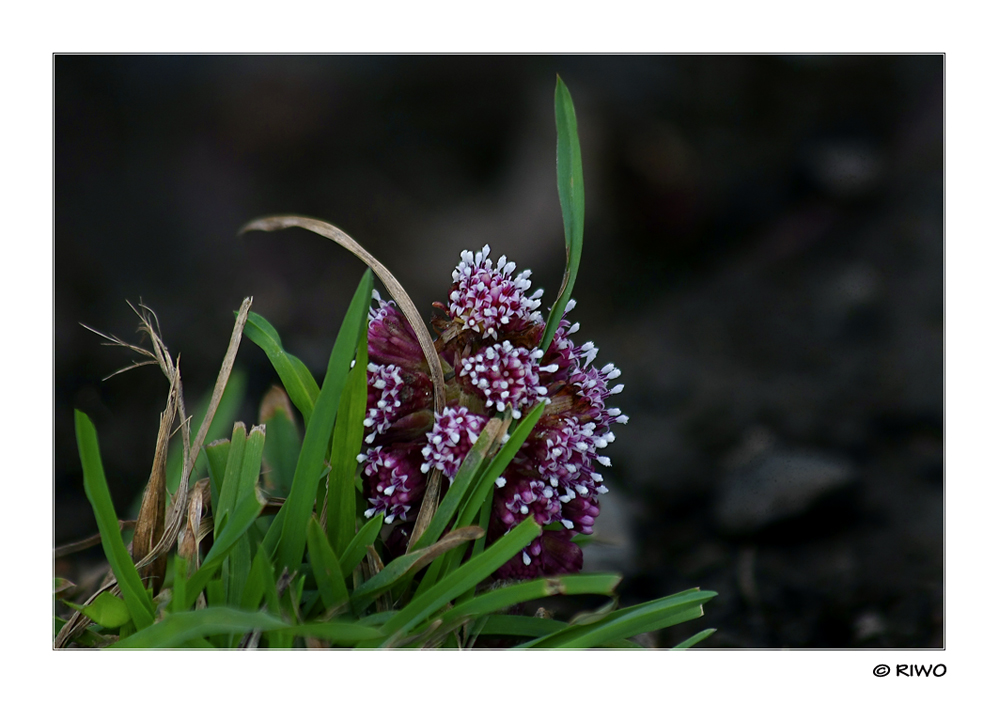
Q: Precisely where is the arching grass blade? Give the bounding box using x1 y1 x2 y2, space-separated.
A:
74 410 155 630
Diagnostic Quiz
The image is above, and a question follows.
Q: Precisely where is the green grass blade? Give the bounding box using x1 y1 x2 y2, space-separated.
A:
260 389 302 497
351 526 483 613
339 513 383 575
214 423 247 538
204 439 230 514
224 426 264 609
74 410 155 630
264 270 374 573
523 589 717 648
239 548 267 613
478 614 568 638
380 517 541 645
183 489 266 610
66 591 132 629
242 546 281 618
307 516 349 611
171 555 188 614
541 76 586 353
671 627 717 650
239 425 266 500
111 606 291 648
206 578 225 607
327 329 368 556
439 573 620 631
243 311 321 424
280 620 384 644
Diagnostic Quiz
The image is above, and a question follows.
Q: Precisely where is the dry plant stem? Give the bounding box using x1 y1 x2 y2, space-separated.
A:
136 296 252 571
239 216 445 414
178 479 210 572
54 520 136 559
132 369 179 594
57 298 252 647
240 215 450 550
409 470 443 549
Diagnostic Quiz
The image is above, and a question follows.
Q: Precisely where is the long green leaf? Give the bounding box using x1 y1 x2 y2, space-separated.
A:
111 606 382 648
74 410 155 630
307 516 349 611
239 425 266 501
351 526 483 613
339 513 383 575
282 620 384 643
243 312 321 424
214 423 247 538
326 329 368 556
478 614 568 638
522 589 716 648
241 546 280 617
541 76 585 353
672 628 717 650
182 489 265 610
225 426 264 610
380 517 541 645
264 269 374 572
440 573 620 632
260 388 302 496
204 439 230 513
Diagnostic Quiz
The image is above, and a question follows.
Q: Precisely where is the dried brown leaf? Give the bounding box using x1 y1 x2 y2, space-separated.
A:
409 525 484 575
53 519 136 559
132 371 178 595
178 479 210 571
58 298 253 647
239 215 445 414
135 296 252 573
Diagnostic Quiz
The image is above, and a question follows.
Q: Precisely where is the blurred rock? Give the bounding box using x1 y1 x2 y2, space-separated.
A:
713 449 858 535
805 138 885 199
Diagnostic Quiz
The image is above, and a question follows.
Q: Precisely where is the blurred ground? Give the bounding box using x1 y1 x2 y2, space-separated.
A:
54 55 943 647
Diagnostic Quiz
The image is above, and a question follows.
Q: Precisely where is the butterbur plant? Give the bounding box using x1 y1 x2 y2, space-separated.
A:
56 77 716 649
361 249 625 580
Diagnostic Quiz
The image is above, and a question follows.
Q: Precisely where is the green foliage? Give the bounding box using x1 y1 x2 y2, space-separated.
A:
541 76 586 353
57 77 715 649
74 410 155 631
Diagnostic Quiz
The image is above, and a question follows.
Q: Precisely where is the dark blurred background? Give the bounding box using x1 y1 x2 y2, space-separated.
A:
54 55 943 647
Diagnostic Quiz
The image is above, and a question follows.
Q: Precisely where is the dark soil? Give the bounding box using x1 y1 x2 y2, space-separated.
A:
55 55 943 648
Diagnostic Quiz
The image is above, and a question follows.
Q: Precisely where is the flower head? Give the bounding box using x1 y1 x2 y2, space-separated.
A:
445 245 545 341
364 362 433 444
458 340 551 419
360 245 624 580
359 444 427 524
421 405 489 481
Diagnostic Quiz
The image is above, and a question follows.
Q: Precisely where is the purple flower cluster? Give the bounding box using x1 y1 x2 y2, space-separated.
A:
359 246 627 579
